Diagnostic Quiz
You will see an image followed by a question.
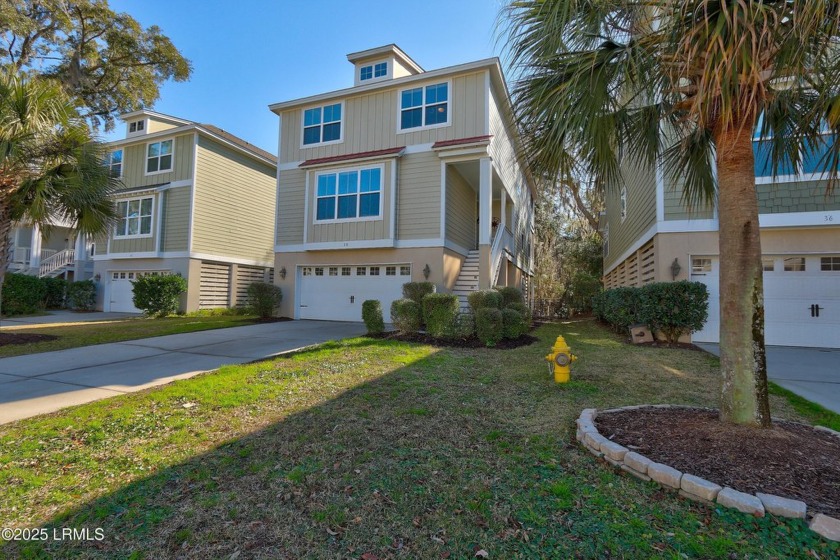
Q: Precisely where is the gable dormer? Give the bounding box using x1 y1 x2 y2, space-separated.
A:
347 44 423 87
120 110 192 139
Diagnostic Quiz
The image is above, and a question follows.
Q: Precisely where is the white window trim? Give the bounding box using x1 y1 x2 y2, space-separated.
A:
107 149 123 178
114 195 155 239
359 59 390 83
312 163 385 224
397 79 452 134
144 139 174 176
300 100 345 149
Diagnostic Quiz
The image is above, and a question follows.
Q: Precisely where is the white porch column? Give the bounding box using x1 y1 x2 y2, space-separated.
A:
29 224 42 271
73 233 86 279
500 190 507 228
478 157 492 288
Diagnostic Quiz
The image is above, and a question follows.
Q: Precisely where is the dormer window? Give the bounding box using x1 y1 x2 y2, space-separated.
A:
303 103 342 146
129 120 145 133
360 61 388 82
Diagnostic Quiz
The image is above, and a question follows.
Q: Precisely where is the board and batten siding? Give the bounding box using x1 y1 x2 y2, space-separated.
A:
276 167 306 245
604 159 657 271
280 72 487 163
398 151 441 240
117 134 194 188
192 136 276 264
161 186 190 252
445 165 476 251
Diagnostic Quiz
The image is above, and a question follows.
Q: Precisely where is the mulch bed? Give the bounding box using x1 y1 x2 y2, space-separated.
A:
597 407 840 517
0 333 58 346
633 341 706 352
367 331 539 349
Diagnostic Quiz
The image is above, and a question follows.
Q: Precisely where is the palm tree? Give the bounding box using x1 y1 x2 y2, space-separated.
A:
0 68 116 295
502 1 840 427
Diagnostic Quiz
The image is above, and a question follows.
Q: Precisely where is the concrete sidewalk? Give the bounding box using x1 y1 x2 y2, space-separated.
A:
0 320 366 424
1 310 141 326
697 343 840 414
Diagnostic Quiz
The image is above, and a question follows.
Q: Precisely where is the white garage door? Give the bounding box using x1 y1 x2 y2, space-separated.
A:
298 264 411 322
691 255 840 348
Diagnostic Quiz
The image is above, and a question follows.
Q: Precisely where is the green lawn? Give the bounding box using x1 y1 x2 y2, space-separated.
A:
0 320 836 558
0 314 261 357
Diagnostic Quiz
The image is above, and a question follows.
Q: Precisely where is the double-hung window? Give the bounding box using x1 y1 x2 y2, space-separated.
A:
315 166 382 221
115 197 153 237
303 103 342 145
107 149 123 177
146 140 173 174
400 82 448 130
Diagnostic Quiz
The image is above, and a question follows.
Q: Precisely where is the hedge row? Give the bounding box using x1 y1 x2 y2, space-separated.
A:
1 273 95 315
592 281 709 343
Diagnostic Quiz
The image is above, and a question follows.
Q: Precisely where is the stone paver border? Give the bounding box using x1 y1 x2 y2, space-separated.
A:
576 405 840 542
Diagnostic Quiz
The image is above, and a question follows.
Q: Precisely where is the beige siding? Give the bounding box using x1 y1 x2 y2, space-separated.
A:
161 186 190 252
146 119 181 133
118 134 194 188
604 158 657 271
398 151 440 239
277 168 306 245
280 72 487 163
192 135 276 264
445 166 476 250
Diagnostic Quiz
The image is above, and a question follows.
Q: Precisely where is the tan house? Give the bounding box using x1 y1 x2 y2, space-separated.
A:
602 133 840 348
91 111 277 312
270 45 535 321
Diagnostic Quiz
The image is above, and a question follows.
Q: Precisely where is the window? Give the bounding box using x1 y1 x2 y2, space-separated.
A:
303 103 342 145
146 140 173 174
315 267 324 276
115 197 153 237
370 266 380 276
341 267 351 276
129 120 145 133
762 258 775 272
691 258 712 273
821 257 840 271
360 65 373 81
400 266 410 276
106 149 123 177
329 267 338 276
356 267 366 276
302 267 312 276
400 82 449 130
360 62 387 81
619 186 627 221
385 266 396 276
783 257 806 272
315 167 382 221
374 62 387 77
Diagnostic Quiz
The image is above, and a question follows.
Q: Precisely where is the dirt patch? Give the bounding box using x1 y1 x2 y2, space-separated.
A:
633 341 706 351
367 331 539 349
596 407 840 516
0 333 59 346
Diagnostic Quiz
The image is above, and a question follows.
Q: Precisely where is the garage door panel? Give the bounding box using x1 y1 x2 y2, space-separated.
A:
298 265 410 322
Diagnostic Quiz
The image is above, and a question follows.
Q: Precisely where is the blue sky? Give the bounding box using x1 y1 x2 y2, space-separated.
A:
106 0 507 153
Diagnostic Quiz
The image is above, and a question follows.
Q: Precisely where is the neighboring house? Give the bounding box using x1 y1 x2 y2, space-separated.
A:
8 219 93 281
269 45 536 321
601 131 840 348
91 110 277 312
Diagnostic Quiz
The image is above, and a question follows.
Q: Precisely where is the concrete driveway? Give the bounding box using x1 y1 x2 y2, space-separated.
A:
697 343 840 414
0 320 365 424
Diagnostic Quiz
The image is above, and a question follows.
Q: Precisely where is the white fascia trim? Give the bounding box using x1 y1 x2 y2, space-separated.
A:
435 146 490 160
276 239 397 253
274 114 283 249
159 179 192 190
188 132 199 252
278 161 301 171
655 157 665 223
302 170 310 243
188 252 274 267
403 143 434 154
119 109 192 127
603 223 658 276
484 70 491 135
443 239 471 257
94 251 272 268
390 159 397 241
759 209 840 228
657 218 719 233
93 251 161 260
270 58 500 112
439 161 447 240
394 238 444 248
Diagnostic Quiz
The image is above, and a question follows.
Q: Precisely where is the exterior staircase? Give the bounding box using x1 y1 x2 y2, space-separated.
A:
39 249 75 277
452 250 480 313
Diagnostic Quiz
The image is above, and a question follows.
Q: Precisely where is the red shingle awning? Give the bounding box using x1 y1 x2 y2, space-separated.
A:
432 135 492 149
299 146 406 168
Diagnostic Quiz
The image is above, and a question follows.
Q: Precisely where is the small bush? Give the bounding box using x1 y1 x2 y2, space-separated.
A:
467 289 502 312
66 280 97 311
496 286 523 307
640 281 709 343
402 282 436 304
596 287 643 332
185 307 250 317
362 300 385 334
1 273 47 316
501 308 527 339
132 274 187 317
391 298 422 333
475 307 504 347
42 277 68 309
447 312 475 339
247 282 282 318
422 293 459 338
506 302 532 328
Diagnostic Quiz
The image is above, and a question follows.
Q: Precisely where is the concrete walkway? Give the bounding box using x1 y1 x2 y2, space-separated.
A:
1 310 141 326
697 343 840 414
0 320 366 424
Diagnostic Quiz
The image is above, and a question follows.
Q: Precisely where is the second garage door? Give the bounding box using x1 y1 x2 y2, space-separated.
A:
298 264 411 321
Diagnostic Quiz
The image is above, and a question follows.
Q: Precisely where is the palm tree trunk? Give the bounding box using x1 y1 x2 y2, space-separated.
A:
713 118 771 427
0 193 13 323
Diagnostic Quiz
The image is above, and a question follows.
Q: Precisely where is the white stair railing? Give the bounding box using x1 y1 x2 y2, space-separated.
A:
490 227 513 286
39 249 75 277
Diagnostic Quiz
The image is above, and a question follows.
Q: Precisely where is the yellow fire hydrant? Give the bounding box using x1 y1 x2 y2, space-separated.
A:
545 335 577 383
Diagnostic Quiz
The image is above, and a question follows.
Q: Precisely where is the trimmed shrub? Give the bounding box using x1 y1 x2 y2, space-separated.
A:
66 280 97 311
131 274 187 317
506 302 532 328
247 282 282 318
422 293 459 338
391 298 422 333
475 307 504 347
42 277 68 309
1 273 47 316
467 289 502 312
501 308 526 339
640 281 709 343
496 286 523 307
402 281 436 304
362 300 385 334
597 287 644 332
447 312 475 339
